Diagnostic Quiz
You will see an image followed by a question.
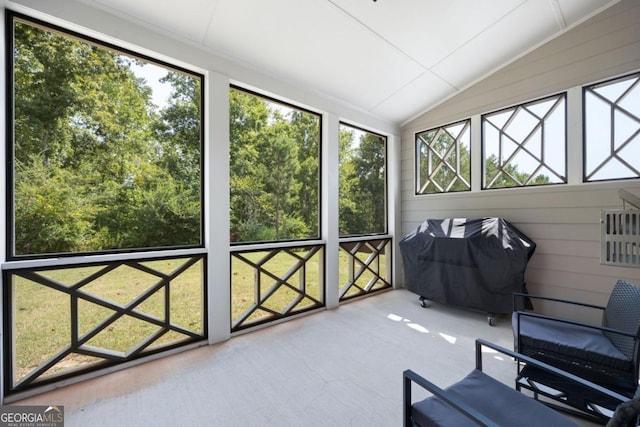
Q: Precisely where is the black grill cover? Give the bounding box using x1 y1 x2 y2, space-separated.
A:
400 218 536 314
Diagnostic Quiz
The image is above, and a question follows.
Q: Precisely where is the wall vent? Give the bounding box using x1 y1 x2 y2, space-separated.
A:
601 190 640 268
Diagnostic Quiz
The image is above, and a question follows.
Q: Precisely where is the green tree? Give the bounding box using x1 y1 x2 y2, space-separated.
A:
352 133 386 234
339 126 386 236
339 129 359 234
417 128 471 194
12 20 202 255
229 89 271 241
14 21 84 168
154 72 202 191
228 89 320 242
14 156 94 254
259 132 301 239
484 154 550 188
289 110 320 235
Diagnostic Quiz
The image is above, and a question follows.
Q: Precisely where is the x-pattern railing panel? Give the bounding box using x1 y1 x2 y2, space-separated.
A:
339 238 392 301
231 245 324 332
3 255 206 395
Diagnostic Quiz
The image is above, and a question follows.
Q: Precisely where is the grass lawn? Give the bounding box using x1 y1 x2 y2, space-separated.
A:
10 245 389 386
231 248 323 329
12 257 204 384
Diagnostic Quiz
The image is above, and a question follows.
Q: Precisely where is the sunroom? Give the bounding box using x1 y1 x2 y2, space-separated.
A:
1 0 640 425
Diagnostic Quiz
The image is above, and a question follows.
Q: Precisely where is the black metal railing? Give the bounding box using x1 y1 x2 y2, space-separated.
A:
339 237 392 301
3 254 207 396
231 244 325 332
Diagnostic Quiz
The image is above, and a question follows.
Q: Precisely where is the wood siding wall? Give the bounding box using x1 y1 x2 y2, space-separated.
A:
399 0 640 318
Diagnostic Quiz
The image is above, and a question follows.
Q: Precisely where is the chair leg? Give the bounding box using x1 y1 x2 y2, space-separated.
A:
403 373 412 427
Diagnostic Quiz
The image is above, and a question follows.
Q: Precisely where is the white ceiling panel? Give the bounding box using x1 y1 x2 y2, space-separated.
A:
369 72 456 124
329 0 525 69
204 0 425 110
430 0 561 90
555 0 617 26
57 0 622 124
83 0 219 42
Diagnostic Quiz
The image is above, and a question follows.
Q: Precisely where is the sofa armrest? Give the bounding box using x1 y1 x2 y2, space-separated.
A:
475 338 630 402
403 369 499 427
513 292 606 312
404 339 629 427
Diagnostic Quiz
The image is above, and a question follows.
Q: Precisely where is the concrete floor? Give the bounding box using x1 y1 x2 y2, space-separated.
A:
13 289 599 426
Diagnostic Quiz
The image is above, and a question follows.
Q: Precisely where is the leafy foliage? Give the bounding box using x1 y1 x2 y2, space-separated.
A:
339 125 386 235
13 19 387 252
12 19 202 255
416 123 470 194
229 99 387 242
484 154 551 188
416 120 551 193
229 89 321 242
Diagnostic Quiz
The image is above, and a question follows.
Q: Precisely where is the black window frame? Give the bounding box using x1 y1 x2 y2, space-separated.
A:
229 85 323 246
414 119 472 196
583 70 640 183
338 121 388 237
5 11 206 260
481 92 568 190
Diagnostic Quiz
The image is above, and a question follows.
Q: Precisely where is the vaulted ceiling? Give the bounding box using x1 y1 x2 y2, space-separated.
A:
76 0 619 125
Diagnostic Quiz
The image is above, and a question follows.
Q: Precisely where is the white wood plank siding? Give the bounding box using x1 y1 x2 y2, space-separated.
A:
399 0 640 319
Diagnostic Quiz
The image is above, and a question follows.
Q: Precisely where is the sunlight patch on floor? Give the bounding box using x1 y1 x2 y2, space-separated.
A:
438 333 456 344
408 323 429 333
387 312 434 334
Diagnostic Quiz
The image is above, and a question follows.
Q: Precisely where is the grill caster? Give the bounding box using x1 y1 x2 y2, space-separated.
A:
487 313 496 326
419 296 432 308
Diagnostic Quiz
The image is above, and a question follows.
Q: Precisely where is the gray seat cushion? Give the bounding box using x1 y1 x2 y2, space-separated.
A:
411 369 581 427
513 314 631 372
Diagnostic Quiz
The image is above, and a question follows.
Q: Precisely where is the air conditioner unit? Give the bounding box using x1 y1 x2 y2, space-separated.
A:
601 189 640 268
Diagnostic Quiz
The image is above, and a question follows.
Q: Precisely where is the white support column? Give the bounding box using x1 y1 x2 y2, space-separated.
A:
387 133 401 288
323 113 340 309
566 86 583 185
471 114 482 192
207 71 231 344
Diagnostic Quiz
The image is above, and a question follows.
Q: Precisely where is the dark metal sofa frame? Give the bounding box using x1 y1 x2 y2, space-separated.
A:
512 281 640 420
403 338 630 427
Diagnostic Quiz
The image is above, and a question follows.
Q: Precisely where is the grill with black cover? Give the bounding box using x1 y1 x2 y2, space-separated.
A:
399 217 536 323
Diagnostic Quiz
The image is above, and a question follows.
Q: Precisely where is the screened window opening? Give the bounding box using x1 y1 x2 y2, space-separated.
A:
338 123 387 236
4 12 208 398
415 120 471 195
9 15 204 258
584 72 640 182
229 87 321 243
482 94 567 189
338 123 390 301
